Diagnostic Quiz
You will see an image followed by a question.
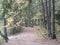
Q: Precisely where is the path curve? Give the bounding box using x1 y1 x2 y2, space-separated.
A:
1 27 60 45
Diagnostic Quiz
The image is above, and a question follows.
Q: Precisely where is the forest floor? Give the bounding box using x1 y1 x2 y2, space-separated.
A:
1 26 60 45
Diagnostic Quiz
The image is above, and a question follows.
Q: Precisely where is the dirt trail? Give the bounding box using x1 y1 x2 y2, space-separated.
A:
1 27 60 45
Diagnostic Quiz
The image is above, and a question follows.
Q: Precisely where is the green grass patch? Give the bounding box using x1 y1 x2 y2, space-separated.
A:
0 21 4 34
0 37 4 44
36 27 48 36
56 24 60 37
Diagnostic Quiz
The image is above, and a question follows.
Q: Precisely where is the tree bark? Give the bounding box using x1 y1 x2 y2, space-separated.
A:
41 0 46 27
51 0 56 39
29 0 33 27
47 0 52 37
3 0 8 42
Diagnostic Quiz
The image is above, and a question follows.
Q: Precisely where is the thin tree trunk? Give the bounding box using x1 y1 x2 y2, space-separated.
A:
29 0 33 27
4 17 9 42
41 0 46 27
44 0 48 28
51 0 56 39
47 0 52 37
3 0 8 42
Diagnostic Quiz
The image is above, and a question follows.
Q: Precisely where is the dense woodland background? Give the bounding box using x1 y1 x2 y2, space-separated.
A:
0 0 60 43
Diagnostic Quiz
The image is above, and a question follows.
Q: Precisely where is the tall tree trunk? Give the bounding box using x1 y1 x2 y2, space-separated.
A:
51 0 56 39
29 0 33 27
44 0 48 28
4 18 8 42
47 0 52 37
41 0 46 27
3 0 8 42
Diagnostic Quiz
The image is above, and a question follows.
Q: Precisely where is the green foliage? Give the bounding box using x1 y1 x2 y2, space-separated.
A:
55 0 60 25
0 0 60 36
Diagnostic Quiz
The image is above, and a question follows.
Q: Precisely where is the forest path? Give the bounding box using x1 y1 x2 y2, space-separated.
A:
1 27 60 45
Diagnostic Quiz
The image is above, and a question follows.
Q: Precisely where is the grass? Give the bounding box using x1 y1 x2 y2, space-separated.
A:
39 28 47 35
36 24 60 38
0 20 4 34
56 23 60 37
0 20 4 44
0 37 4 44
35 26 48 37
